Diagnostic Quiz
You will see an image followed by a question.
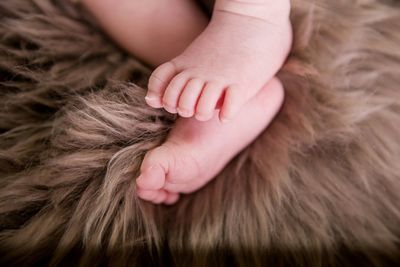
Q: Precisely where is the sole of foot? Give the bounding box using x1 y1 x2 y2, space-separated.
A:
137 77 285 205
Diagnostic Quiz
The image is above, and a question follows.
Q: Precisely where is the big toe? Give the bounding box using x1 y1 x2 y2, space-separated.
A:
136 165 166 190
136 146 172 190
147 62 177 108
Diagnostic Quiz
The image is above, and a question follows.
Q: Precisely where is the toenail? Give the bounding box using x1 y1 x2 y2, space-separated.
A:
195 113 210 121
163 104 177 113
177 107 193 117
146 91 159 99
145 95 163 108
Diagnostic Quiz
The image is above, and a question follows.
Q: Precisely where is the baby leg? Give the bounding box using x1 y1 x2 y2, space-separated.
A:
81 0 208 66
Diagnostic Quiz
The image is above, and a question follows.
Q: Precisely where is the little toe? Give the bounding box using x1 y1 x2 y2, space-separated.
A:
147 62 177 108
163 192 180 205
151 190 168 204
195 82 225 121
219 85 246 123
162 72 190 114
136 188 159 202
177 78 204 118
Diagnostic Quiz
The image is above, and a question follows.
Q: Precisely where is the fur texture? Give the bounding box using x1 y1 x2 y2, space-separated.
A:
0 0 399 266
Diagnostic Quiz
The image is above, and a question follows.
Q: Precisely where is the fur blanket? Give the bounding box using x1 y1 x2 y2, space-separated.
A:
0 0 399 266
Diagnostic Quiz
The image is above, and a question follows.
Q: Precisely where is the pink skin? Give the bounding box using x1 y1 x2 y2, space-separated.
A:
145 0 292 123
136 78 284 204
81 0 291 204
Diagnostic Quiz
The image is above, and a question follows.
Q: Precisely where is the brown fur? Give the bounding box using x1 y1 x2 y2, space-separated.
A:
0 0 399 266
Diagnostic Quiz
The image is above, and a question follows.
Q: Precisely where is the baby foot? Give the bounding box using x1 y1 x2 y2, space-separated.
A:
145 0 291 122
136 78 284 205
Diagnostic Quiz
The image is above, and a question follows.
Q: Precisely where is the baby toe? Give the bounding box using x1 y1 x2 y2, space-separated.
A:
162 72 190 114
177 78 204 118
137 146 173 190
147 61 177 108
151 190 168 204
219 85 246 123
136 188 159 202
195 82 225 121
163 192 180 205
136 165 165 190
162 182 182 193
